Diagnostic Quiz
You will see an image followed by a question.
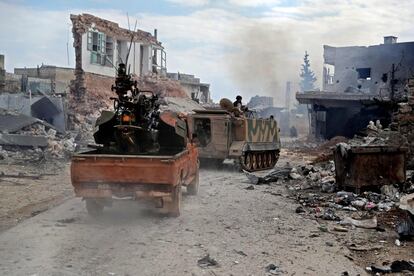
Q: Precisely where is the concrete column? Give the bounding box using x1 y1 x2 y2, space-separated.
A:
0 55 4 70
0 55 5 91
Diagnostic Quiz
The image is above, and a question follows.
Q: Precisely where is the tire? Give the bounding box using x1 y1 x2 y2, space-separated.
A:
85 198 104 217
169 184 182 217
187 167 199 196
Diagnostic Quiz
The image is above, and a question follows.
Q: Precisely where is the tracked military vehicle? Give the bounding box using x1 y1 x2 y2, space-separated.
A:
188 102 281 171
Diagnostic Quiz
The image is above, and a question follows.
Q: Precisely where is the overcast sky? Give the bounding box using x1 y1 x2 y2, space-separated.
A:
1 0 414 104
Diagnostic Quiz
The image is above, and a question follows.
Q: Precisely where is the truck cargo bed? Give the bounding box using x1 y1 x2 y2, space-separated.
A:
71 149 190 188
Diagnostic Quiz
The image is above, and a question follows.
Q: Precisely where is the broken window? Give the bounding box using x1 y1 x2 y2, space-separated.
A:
324 64 335 84
105 36 114 66
87 30 113 66
151 48 167 74
194 118 211 147
356 68 371 80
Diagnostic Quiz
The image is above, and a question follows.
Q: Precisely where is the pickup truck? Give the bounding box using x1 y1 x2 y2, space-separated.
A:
71 143 198 217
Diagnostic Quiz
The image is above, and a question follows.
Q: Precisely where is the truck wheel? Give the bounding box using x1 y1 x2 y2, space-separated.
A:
169 184 182 217
85 199 104 217
187 169 199 195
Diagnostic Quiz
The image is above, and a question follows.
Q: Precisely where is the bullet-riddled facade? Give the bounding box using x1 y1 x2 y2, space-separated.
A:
297 36 414 139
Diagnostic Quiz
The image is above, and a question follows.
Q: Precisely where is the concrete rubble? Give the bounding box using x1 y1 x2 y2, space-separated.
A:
246 130 414 258
0 109 76 163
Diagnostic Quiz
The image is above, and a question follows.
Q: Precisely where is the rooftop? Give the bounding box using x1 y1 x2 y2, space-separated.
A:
296 91 381 107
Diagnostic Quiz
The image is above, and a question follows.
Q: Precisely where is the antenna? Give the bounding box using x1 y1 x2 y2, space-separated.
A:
127 12 131 31
124 19 137 68
105 55 118 71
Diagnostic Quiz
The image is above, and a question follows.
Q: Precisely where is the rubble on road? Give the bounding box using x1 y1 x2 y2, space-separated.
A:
245 137 414 257
397 194 414 240
244 132 413 272
366 260 414 274
282 159 412 224
243 166 291 185
265 263 283 275
197 254 219 268
340 216 378 229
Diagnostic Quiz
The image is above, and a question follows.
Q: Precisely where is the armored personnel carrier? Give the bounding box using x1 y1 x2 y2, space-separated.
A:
188 103 281 171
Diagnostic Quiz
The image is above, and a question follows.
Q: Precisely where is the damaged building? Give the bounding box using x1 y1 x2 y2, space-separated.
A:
0 55 70 132
71 13 166 78
246 95 293 136
69 14 209 119
14 65 74 95
70 13 166 115
297 36 414 139
167 72 211 104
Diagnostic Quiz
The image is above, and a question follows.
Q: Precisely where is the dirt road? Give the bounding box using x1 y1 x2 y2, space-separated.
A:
0 159 366 276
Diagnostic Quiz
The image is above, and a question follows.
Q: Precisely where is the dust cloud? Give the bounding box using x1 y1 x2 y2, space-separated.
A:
227 23 303 106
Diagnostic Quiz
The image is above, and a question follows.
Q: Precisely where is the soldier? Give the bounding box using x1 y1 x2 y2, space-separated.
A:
233 95 248 114
233 95 243 109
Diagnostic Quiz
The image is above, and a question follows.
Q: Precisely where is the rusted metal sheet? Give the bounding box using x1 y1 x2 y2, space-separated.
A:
334 145 407 192
71 147 196 187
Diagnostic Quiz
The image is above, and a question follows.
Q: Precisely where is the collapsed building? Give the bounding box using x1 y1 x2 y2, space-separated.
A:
297 36 414 139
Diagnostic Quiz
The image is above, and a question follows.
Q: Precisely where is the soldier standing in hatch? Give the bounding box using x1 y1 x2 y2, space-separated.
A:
234 95 249 111
233 95 243 109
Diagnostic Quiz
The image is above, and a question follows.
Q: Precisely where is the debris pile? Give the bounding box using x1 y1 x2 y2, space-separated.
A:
397 194 414 240
136 74 188 99
245 155 413 236
288 163 410 218
0 109 76 163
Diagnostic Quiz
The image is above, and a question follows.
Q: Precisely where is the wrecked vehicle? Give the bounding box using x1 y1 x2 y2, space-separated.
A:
188 100 281 171
70 63 199 217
